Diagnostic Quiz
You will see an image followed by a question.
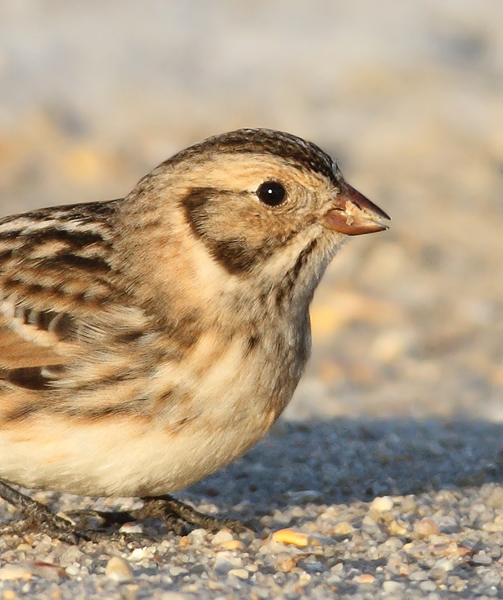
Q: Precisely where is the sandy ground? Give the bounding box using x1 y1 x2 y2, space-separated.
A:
0 1 502 598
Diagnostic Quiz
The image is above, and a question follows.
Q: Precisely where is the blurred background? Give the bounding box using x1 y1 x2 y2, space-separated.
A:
0 0 502 422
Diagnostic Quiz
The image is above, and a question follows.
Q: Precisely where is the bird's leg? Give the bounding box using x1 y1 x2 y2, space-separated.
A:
137 495 251 535
0 480 81 544
82 495 251 536
0 481 250 542
50 494 252 538
0 482 154 545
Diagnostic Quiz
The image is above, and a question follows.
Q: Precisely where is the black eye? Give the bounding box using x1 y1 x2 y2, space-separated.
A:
256 181 286 206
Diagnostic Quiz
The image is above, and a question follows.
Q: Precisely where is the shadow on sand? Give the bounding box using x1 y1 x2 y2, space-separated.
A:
184 417 503 517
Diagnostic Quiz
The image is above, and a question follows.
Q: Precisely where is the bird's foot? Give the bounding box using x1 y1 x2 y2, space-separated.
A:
0 481 251 544
0 480 85 544
137 494 251 536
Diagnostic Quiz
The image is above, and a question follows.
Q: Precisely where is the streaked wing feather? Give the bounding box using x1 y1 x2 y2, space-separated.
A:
0 200 117 381
0 310 74 369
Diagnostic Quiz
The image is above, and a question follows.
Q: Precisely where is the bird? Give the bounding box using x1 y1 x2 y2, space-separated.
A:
0 128 389 541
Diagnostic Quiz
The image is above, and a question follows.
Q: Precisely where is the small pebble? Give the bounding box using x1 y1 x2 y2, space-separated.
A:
227 568 249 580
273 554 298 573
332 521 353 536
358 573 377 584
370 496 393 512
129 548 153 561
382 580 404 593
105 557 134 582
211 530 234 546
214 552 242 574
188 528 207 544
419 580 437 592
119 523 143 534
207 581 223 591
472 551 492 565
220 539 245 551
271 529 310 547
387 520 408 535
482 571 501 587
435 541 468 559
0 565 31 581
409 570 428 581
437 515 457 530
434 558 454 572
169 566 189 576
59 546 84 564
65 565 81 577
414 518 440 537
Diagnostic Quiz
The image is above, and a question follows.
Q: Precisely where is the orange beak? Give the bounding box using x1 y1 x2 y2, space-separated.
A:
322 180 390 235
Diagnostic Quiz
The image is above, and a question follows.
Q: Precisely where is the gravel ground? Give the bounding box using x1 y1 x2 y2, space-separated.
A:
0 1 502 598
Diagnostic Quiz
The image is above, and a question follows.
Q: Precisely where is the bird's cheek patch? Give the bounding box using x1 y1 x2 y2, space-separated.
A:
182 187 276 276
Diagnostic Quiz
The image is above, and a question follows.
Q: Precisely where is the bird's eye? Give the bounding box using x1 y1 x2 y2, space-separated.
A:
256 181 286 207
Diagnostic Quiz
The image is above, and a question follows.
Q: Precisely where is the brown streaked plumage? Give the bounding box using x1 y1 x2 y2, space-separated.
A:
0 128 389 537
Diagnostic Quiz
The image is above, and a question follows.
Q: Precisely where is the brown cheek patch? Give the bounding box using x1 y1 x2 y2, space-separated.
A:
207 238 265 275
183 187 300 276
183 187 263 274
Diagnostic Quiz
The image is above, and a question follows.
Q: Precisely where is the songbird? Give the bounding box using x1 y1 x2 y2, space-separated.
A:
0 129 389 541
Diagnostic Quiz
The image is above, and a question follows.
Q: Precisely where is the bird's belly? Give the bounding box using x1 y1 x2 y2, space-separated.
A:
0 403 278 497
0 328 303 497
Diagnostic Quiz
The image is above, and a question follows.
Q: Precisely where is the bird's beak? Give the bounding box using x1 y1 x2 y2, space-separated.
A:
322 180 390 235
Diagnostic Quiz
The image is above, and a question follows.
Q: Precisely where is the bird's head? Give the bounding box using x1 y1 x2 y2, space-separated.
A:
120 129 390 312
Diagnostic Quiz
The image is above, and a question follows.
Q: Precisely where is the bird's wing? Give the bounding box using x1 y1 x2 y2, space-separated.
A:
0 200 132 390
0 201 179 424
